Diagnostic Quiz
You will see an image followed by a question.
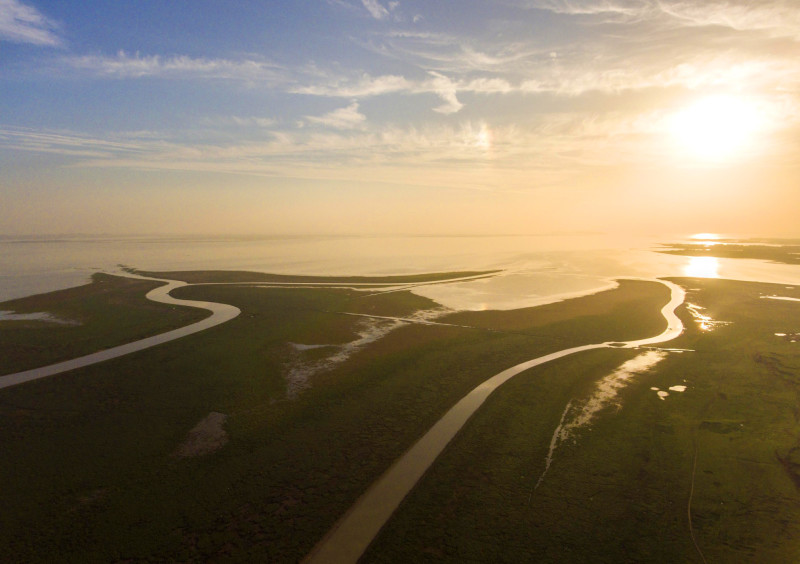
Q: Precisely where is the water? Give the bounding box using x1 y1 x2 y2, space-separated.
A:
2 234 799 310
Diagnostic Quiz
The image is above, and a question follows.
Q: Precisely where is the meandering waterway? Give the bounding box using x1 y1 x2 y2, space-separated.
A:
303 279 685 564
0 271 506 391
0 274 241 391
0 274 687 561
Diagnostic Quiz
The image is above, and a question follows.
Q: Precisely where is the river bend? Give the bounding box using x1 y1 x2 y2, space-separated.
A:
0 274 241 391
303 279 686 564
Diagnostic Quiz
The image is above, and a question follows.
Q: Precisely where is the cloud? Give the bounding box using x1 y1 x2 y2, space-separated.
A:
0 127 150 158
295 71 472 114
293 73 412 97
297 26 799 109
51 2 798 105
657 0 800 39
64 51 286 82
298 70 513 112
361 0 390 20
305 102 367 129
200 116 278 128
3 91 799 195
518 49 800 96
0 0 60 46
427 72 464 114
0 123 516 188
359 30 548 74
526 0 648 17
526 0 800 39
462 77 514 94
292 48 800 109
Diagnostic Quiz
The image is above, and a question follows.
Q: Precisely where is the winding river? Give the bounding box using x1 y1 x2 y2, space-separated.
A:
0 274 241 391
303 279 686 564
0 273 687 563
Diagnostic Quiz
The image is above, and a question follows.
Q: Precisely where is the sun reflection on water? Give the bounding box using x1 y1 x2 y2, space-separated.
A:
690 233 721 240
688 233 722 247
684 256 719 278
685 303 730 332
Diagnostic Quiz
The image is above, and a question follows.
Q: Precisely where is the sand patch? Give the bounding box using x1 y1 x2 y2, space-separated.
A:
174 412 229 458
284 316 407 398
0 310 79 325
535 350 667 490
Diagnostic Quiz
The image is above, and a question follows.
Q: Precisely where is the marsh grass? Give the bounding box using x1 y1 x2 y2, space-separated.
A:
364 278 800 562
0 274 208 375
0 276 700 562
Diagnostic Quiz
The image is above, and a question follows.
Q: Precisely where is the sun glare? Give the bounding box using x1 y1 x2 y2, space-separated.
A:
684 256 720 278
669 95 763 161
475 123 492 150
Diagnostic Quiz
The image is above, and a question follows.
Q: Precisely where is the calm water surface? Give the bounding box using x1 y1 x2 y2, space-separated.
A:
1 235 799 310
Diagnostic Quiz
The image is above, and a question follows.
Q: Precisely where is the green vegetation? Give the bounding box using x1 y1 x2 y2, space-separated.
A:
0 275 670 562
0 274 208 375
6 272 798 561
365 278 800 562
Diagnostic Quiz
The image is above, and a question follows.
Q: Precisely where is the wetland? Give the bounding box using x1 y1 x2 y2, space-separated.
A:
2 240 800 562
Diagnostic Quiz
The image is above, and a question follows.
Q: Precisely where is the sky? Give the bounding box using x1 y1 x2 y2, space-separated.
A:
1 0 799 237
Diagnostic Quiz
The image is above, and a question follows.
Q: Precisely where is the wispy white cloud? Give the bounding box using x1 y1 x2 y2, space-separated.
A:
293 47 799 110
294 71 517 113
520 52 800 95
361 0 390 20
305 102 367 129
527 0 800 39
427 72 464 114
200 115 278 128
2 93 798 193
359 30 548 74
3 2 800 187
0 127 152 158
48 2 798 106
0 0 60 46
293 73 412 97
295 71 470 113
525 0 648 17
64 51 286 82
657 0 800 39
325 0 360 13
355 0 800 99
462 77 515 94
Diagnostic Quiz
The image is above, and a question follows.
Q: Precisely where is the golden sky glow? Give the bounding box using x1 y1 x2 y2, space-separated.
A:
669 95 767 162
1 1 799 236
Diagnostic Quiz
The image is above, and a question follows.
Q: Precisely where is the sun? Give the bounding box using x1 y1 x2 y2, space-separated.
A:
668 95 762 161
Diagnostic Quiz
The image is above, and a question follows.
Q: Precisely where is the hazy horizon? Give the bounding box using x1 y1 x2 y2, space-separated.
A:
2 1 799 237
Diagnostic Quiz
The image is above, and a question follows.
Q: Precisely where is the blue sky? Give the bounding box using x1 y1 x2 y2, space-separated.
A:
2 0 799 236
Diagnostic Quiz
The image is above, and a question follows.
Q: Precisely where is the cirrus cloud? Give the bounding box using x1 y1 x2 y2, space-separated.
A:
305 102 367 129
64 51 286 82
0 0 61 46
